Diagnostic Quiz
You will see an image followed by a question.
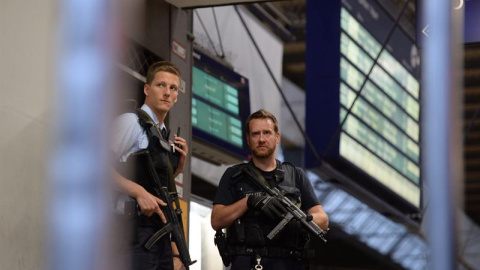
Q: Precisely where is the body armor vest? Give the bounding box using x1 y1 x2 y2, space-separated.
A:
115 109 179 225
227 161 308 252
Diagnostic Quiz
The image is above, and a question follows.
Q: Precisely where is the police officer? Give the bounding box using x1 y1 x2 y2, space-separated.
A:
212 109 329 270
112 61 188 270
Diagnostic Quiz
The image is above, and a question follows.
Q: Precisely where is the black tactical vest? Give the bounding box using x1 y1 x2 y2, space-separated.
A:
115 109 179 225
227 161 308 252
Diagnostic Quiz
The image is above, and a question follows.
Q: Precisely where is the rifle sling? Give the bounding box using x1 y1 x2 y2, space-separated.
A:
135 109 184 230
247 162 272 189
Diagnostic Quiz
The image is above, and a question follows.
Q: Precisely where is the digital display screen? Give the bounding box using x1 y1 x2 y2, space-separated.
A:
193 67 240 115
192 97 243 148
305 0 422 213
338 6 421 207
192 49 250 161
465 0 480 43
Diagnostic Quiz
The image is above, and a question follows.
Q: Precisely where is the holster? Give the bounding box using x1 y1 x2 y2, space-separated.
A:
214 230 232 266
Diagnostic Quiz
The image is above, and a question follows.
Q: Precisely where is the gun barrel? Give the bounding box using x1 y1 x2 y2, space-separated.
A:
172 229 197 266
160 187 197 267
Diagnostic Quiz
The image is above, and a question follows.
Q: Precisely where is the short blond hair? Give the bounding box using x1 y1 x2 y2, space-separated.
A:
146 61 181 85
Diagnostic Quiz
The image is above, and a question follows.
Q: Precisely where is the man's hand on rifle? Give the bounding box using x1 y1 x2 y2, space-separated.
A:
247 194 286 220
135 187 167 223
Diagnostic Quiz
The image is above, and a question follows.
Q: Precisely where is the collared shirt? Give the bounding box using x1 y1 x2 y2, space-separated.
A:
111 104 166 162
111 104 166 213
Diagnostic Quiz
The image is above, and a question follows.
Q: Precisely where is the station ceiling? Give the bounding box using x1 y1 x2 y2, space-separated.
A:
172 0 480 235
244 0 480 227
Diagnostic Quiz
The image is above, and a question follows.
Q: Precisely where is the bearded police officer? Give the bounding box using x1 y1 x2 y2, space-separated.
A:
211 109 329 270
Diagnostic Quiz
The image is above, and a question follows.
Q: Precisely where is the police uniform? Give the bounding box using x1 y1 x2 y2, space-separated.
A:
112 104 178 270
213 160 321 270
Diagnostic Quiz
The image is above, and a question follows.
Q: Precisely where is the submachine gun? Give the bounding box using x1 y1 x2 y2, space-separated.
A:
240 164 328 242
135 149 197 269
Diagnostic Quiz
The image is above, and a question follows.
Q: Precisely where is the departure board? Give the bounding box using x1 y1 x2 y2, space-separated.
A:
305 0 421 212
191 48 250 161
192 97 243 147
338 6 421 207
193 67 240 115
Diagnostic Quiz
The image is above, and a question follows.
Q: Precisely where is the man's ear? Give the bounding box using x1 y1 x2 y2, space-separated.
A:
144 84 149 96
276 131 281 144
246 134 251 147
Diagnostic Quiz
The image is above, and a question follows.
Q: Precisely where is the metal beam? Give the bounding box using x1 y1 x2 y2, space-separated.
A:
165 0 278 9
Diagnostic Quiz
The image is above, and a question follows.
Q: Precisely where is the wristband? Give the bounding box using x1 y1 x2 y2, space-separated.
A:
173 254 181 258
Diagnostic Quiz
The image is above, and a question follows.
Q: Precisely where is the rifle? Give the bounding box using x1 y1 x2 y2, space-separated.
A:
240 165 328 243
136 149 197 268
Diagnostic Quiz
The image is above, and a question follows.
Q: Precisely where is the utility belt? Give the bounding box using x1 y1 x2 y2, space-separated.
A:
230 246 314 259
215 229 313 267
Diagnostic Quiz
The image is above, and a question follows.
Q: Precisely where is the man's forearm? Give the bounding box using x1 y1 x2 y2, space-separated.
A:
211 198 249 231
308 205 329 230
112 168 143 197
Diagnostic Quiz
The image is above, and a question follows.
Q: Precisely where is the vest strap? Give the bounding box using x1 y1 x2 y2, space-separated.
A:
135 108 184 231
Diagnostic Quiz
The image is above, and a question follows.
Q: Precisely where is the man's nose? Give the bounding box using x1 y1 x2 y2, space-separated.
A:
164 87 171 95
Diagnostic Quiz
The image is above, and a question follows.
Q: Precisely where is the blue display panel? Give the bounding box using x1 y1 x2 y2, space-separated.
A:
192 49 251 161
465 0 480 43
306 0 421 211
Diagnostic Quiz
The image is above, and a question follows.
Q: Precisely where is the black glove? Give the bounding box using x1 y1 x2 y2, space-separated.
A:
247 195 286 220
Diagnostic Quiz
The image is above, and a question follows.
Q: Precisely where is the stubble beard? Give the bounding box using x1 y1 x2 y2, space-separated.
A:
251 145 276 159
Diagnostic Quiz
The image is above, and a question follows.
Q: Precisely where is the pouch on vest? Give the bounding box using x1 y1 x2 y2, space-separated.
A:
244 222 265 247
